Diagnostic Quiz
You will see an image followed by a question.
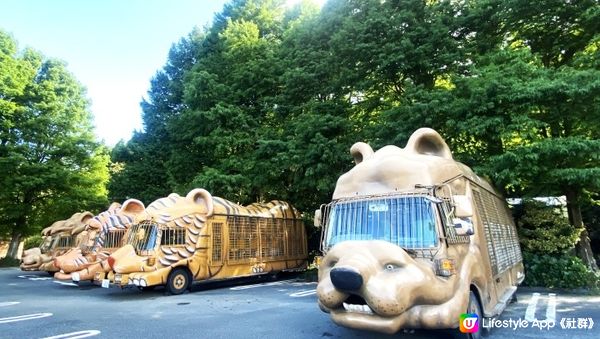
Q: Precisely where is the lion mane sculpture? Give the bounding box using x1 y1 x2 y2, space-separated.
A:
54 199 146 281
20 212 94 272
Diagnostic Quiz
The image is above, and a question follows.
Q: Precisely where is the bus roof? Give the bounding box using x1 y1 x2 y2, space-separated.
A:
333 129 502 200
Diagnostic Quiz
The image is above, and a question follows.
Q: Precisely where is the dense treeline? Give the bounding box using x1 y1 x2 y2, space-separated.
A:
110 0 599 265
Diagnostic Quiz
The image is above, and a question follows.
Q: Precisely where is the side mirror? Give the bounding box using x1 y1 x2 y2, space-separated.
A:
453 194 473 218
314 209 322 228
453 217 474 236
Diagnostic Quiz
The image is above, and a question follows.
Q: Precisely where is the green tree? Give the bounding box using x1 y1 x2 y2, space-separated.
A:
108 31 204 204
0 30 109 258
377 0 600 268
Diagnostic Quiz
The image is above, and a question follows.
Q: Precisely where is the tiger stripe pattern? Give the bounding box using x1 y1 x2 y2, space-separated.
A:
54 200 144 275
139 191 301 268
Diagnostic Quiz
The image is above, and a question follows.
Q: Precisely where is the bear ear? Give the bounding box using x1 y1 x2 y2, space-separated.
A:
186 188 214 217
350 142 374 165
121 199 145 215
107 202 122 212
79 211 94 224
405 128 452 159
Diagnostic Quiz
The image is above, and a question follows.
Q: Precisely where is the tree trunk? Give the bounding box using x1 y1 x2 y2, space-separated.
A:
6 229 22 259
565 189 598 271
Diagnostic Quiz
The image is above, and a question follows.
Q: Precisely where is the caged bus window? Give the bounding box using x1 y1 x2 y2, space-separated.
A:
161 228 186 246
57 236 74 248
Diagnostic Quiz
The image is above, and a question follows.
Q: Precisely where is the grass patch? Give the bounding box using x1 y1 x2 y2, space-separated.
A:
0 256 20 267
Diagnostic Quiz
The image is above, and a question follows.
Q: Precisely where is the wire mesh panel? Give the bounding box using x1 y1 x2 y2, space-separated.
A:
286 219 307 258
473 189 522 277
104 229 127 249
260 218 285 259
57 235 74 249
160 228 186 246
473 190 499 276
227 216 258 263
211 222 223 264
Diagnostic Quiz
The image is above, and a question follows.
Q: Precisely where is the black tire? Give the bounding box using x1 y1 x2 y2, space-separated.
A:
466 291 486 339
166 268 190 295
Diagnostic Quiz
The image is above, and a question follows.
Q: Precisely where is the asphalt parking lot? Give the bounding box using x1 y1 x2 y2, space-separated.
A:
0 267 598 339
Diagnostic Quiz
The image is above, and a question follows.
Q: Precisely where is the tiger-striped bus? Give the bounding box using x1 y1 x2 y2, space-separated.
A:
100 188 308 294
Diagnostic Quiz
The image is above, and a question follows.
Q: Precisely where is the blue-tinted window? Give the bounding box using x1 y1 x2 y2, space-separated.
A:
324 196 438 250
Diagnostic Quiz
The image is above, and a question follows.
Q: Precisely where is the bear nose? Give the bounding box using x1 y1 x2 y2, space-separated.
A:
330 267 363 291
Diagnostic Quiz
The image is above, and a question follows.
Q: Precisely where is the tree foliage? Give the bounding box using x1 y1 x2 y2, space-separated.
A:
0 30 109 257
109 0 600 265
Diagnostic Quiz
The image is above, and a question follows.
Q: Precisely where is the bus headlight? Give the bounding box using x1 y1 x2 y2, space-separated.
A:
435 258 456 277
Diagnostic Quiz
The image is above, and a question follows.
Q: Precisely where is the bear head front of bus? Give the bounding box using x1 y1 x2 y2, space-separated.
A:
317 128 477 334
109 189 214 274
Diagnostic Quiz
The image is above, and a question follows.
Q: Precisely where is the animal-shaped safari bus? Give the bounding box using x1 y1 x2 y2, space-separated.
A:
52 199 146 282
314 128 524 337
20 212 93 274
99 189 308 294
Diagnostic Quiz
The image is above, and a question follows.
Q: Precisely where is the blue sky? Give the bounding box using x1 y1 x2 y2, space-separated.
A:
0 0 229 145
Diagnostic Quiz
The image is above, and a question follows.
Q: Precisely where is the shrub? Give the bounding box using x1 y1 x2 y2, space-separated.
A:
0 257 20 267
23 235 43 250
523 251 600 290
517 200 582 254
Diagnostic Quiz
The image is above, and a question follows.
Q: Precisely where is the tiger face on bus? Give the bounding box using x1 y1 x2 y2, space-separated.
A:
316 128 524 335
53 199 145 281
54 199 145 282
103 188 307 294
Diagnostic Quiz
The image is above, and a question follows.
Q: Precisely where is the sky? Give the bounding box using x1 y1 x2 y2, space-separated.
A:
0 0 229 146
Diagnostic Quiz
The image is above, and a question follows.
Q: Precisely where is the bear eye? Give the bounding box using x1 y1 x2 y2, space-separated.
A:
384 263 399 271
328 260 338 268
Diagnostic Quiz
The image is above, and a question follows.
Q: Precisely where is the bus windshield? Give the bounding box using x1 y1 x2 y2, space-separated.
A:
323 196 438 251
126 221 158 254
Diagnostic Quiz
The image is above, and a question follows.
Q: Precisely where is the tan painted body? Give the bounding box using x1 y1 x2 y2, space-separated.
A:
101 189 307 291
53 200 145 281
316 128 524 334
20 212 93 272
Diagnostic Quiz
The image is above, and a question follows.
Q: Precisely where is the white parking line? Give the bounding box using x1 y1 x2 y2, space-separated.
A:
53 281 78 287
41 330 101 339
229 279 295 290
546 293 556 322
0 313 53 324
18 275 52 281
524 293 540 322
289 289 317 297
0 302 20 307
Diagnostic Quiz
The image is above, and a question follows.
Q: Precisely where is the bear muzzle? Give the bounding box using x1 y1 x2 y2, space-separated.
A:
330 266 363 292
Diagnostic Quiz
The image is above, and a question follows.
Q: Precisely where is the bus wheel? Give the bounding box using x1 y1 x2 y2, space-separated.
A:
466 291 486 339
166 268 190 295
